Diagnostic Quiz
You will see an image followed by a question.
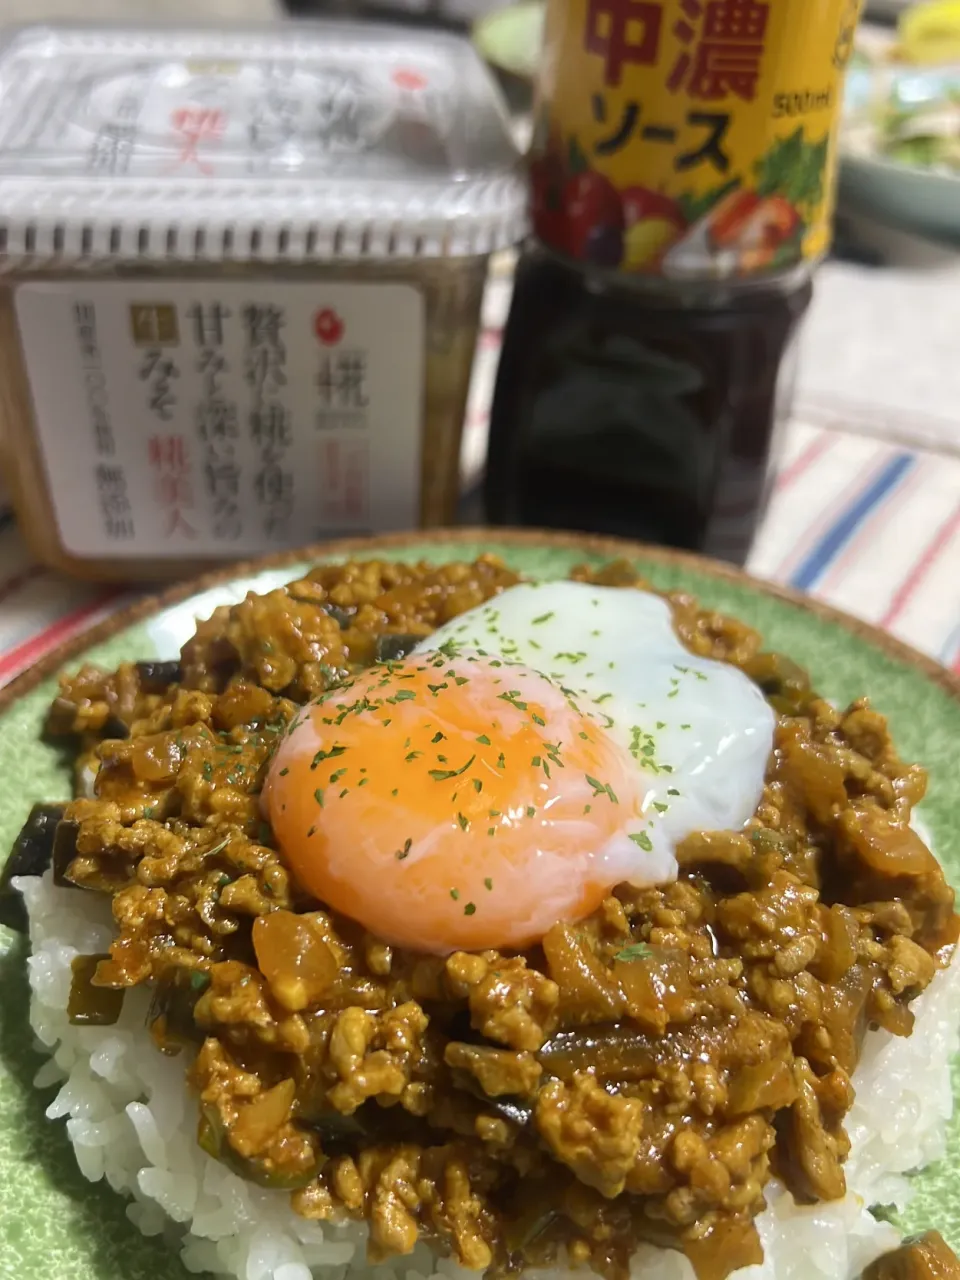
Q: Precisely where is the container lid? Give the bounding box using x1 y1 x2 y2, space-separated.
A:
0 22 529 266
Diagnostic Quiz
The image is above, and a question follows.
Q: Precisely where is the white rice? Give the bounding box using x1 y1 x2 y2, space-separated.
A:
16 868 960 1280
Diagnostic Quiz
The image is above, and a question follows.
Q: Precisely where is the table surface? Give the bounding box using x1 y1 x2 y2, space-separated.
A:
0 3 958 689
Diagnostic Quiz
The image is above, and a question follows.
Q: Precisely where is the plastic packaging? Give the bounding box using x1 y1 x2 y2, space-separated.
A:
0 22 527 580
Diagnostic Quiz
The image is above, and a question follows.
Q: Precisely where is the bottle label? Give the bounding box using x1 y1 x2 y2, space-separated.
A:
531 0 862 278
15 279 423 559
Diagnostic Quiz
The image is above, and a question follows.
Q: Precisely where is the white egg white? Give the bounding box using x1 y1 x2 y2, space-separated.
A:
415 582 775 879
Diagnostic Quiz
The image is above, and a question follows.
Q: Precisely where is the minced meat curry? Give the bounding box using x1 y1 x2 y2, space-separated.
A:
9 557 958 1280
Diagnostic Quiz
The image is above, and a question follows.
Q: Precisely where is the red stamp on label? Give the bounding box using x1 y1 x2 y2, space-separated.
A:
168 108 226 175
393 68 428 91
314 308 345 346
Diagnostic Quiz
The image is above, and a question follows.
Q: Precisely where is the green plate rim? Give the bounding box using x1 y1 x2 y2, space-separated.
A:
2 527 959 712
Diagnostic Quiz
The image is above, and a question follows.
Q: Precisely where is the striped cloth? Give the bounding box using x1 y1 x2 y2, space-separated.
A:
749 421 960 666
2 262 960 689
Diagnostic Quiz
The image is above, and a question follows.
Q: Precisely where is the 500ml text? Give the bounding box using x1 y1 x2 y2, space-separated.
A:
773 88 833 118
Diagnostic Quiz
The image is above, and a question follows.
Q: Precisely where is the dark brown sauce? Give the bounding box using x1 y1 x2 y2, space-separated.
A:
485 246 812 566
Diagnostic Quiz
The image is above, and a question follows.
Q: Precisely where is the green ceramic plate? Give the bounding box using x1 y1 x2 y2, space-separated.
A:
1 530 959 1279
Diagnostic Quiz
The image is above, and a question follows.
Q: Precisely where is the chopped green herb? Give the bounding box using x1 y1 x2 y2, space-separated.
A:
630 831 654 852
391 788 399 797
329 768 347 784
457 812 469 831
431 731 445 744
526 806 536 818
473 778 483 794
532 612 555 625
396 838 413 861
496 753 506 770
531 713 546 727
314 788 324 808
405 751 422 762
393 689 416 701
463 902 476 916
428 754 475 782
450 888 460 901
614 942 652 963
484 877 493 891
487 827 496 837
476 734 491 746
654 802 668 814
311 745 346 769
498 691 528 710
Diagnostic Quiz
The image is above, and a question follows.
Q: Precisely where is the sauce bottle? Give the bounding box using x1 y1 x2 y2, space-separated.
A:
486 0 863 564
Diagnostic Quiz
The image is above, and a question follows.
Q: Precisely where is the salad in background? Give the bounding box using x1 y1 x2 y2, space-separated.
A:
846 63 960 172
842 59 960 241
876 78 960 169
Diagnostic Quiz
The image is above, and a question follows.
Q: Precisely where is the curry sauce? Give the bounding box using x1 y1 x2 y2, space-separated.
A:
19 556 957 1280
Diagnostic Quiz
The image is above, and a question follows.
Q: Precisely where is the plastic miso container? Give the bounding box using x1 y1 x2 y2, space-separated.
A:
0 23 527 580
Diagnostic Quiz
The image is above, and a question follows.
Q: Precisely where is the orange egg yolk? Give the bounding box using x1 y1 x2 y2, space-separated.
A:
263 652 648 954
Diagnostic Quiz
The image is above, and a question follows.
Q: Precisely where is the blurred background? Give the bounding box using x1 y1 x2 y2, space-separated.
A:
2 0 960 682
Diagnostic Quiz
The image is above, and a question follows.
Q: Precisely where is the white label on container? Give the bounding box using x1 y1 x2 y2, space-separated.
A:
15 280 424 559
